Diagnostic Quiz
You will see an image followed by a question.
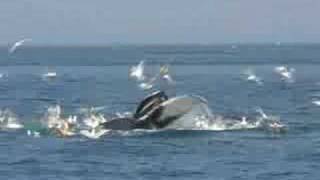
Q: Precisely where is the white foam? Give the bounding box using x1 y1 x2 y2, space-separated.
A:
6 122 24 129
115 111 132 118
27 130 41 138
31 102 286 138
0 109 24 130
33 131 41 138
80 129 110 139
162 99 286 132
42 105 78 137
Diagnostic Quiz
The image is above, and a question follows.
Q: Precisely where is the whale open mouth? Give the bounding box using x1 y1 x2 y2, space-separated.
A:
99 91 286 133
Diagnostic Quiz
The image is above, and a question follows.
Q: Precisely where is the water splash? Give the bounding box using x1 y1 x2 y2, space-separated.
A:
163 99 286 133
41 105 78 137
41 105 110 138
0 109 23 130
79 110 110 139
0 103 286 139
115 111 132 118
27 130 41 138
190 113 286 133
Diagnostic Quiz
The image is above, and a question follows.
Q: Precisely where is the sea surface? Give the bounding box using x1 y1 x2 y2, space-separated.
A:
1 44 320 179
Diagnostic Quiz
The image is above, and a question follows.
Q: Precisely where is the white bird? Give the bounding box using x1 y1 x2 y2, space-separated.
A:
130 61 145 81
243 68 262 85
274 66 286 72
159 65 175 84
256 107 268 119
162 74 175 84
274 66 295 81
139 82 154 90
312 100 320 106
43 72 57 78
138 75 157 90
9 38 32 54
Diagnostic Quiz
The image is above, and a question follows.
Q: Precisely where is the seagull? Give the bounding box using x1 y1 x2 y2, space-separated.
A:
159 65 175 84
138 76 157 90
43 72 57 79
130 62 175 90
274 66 295 81
139 82 154 90
312 100 320 106
160 65 169 75
256 107 268 119
9 38 32 54
243 68 262 85
130 61 145 81
162 74 175 84
274 66 286 73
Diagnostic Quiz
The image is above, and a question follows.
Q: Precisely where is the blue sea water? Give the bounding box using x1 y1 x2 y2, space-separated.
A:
1 44 320 179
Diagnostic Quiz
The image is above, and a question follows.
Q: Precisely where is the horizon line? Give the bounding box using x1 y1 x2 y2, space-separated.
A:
1 42 320 48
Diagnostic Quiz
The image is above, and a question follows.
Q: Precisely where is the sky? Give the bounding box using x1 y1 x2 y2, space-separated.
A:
1 0 320 45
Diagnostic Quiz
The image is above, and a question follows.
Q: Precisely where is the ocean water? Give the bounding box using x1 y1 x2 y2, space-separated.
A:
1 44 320 179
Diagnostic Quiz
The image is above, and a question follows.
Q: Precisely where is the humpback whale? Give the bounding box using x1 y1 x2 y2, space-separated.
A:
100 91 208 130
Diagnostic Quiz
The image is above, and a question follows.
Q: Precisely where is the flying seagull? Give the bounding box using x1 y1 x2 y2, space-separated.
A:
130 61 145 81
9 38 32 54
